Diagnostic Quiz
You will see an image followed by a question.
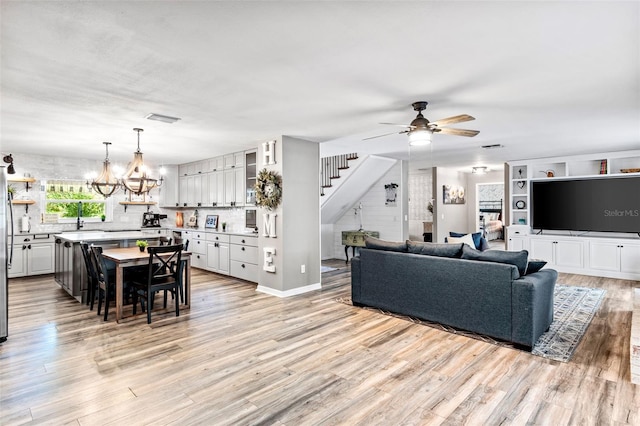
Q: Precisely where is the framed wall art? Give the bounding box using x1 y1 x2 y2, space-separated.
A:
443 185 466 204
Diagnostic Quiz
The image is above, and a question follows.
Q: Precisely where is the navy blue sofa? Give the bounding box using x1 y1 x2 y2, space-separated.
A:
350 243 557 349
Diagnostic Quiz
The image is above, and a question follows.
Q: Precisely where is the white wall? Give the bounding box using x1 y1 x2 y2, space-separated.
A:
330 161 407 260
434 167 468 242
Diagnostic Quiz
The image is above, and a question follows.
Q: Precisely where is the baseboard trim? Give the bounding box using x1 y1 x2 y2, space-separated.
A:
256 282 322 298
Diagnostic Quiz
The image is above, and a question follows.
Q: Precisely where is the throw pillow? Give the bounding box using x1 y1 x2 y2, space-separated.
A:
406 240 427 254
364 236 407 252
449 231 483 250
461 244 529 276
447 233 475 247
526 259 547 275
420 242 464 258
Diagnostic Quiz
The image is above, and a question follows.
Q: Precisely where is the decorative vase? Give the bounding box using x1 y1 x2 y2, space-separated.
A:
176 212 184 228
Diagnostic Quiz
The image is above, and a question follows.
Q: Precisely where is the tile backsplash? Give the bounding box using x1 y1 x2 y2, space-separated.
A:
8 152 249 234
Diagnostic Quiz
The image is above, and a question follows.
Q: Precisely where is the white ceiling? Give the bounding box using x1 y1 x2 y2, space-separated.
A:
1 1 639 173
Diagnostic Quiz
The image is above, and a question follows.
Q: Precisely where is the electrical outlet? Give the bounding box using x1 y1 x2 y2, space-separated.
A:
301 264 306 273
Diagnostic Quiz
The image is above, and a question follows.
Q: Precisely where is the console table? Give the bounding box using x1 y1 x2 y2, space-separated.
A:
341 230 379 263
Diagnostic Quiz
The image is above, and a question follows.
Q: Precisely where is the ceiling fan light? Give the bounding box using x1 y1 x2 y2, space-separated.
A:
408 129 432 146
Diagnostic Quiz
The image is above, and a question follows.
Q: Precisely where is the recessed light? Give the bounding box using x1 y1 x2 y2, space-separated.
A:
145 113 181 124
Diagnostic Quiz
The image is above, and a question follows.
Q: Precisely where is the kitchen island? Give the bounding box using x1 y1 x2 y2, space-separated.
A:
54 230 164 302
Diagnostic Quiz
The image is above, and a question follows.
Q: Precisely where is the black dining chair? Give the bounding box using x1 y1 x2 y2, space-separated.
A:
131 244 183 324
158 236 172 246
91 245 115 321
80 242 99 310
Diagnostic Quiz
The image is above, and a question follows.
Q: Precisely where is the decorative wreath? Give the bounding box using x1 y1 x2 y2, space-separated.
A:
255 168 282 210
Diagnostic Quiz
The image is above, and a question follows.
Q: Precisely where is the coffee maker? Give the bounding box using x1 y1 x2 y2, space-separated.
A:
142 212 167 228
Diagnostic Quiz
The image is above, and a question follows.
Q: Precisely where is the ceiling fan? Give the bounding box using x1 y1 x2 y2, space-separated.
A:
365 101 479 145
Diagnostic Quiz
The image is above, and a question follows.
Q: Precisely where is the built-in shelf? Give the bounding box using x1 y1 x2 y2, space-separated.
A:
8 177 37 184
8 177 37 211
119 201 157 212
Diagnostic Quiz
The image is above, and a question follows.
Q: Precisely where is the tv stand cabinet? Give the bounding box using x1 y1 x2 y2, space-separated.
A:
507 232 640 280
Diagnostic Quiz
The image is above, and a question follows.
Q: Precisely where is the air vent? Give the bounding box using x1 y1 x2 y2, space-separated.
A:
145 113 181 124
481 144 504 149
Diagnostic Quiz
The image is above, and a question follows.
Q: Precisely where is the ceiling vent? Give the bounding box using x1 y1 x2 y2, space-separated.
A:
481 144 504 149
145 113 181 124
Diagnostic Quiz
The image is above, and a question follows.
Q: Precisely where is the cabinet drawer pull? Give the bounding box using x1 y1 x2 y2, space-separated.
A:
241 247 245 251
241 239 245 243
241 264 245 268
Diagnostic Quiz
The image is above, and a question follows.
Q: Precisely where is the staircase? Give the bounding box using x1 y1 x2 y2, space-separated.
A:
320 153 359 196
320 153 397 224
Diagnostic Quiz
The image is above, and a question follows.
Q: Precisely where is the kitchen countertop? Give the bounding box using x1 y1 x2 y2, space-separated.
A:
170 228 259 237
54 230 163 243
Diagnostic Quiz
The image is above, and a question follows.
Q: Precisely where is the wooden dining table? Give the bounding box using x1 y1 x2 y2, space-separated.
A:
101 246 192 323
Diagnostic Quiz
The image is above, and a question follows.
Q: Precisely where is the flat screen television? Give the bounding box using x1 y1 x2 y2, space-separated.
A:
531 176 640 233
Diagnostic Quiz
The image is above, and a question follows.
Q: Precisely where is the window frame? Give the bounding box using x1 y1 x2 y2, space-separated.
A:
41 179 114 224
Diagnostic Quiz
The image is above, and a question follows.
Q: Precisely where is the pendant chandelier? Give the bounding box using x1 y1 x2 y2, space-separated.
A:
122 128 161 196
91 142 120 197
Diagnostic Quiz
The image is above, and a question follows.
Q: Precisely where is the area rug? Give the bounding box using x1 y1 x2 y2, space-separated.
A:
337 284 605 363
321 266 339 273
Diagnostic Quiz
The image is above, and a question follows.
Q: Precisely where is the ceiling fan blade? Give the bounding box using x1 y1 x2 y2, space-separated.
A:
430 114 475 127
362 130 405 141
379 122 413 128
434 127 480 137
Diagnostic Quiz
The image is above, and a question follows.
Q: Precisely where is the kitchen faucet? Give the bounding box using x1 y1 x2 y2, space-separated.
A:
76 201 84 230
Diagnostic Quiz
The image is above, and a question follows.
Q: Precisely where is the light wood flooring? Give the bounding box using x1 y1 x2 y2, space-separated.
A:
1 261 639 425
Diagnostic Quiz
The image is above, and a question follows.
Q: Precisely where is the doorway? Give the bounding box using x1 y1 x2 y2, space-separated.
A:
477 182 505 249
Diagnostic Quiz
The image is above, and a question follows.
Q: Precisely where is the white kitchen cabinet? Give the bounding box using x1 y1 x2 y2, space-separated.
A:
206 171 224 207
10 234 55 278
529 237 584 269
159 165 180 208
590 240 640 274
245 150 257 205
507 236 527 252
184 230 207 269
224 152 244 169
207 156 224 172
206 233 229 274
179 175 206 207
223 167 245 207
229 235 258 282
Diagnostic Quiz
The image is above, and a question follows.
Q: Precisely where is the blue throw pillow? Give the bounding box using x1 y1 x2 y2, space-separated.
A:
526 259 547 275
449 231 483 250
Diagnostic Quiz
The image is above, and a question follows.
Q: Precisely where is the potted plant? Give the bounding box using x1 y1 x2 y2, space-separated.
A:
100 214 106 222
221 222 227 232
7 185 16 200
136 240 149 252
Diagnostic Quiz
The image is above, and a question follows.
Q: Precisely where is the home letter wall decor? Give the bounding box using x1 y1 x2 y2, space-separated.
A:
263 247 276 272
262 140 276 165
262 213 277 238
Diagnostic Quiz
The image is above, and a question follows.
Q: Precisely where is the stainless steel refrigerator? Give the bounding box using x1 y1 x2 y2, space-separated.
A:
1 166 13 342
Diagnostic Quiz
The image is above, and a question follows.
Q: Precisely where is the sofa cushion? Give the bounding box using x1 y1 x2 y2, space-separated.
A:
364 236 407 252
526 259 547 275
420 242 464 258
447 233 475 247
461 244 528 276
